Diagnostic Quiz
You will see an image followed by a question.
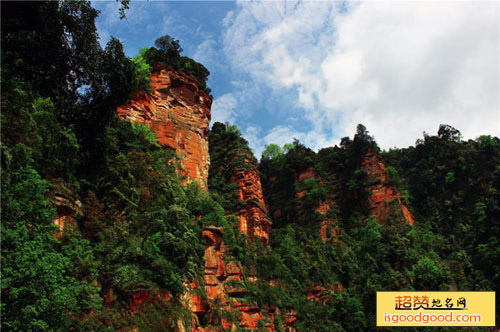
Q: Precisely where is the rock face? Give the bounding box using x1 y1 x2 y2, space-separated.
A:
231 158 271 244
295 167 338 242
117 66 212 190
199 225 227 309
116 69 287 330
317 200 338 242
188 226 275 331
206 137 279 328
48 179 82 237
361 151 414 225
117 68 280 331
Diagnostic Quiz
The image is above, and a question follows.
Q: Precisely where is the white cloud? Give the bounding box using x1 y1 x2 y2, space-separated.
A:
193 39 219 73
211 93 238 125
242 124 338 159
222 1 500 150
242 125 264 156
264 125 305 147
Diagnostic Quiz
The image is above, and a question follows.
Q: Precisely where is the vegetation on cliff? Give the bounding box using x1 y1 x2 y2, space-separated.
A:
134 35 212 95
209 123 257 214
207 122 499 330
256 124 500 331
1 2 217 330
2 1 499 331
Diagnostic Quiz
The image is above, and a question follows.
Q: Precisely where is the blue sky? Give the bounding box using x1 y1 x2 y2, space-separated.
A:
92 0 499 157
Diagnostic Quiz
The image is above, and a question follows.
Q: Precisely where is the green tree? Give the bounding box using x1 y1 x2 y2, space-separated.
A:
131 48 153 93
1 167 101 331
141 35 211 94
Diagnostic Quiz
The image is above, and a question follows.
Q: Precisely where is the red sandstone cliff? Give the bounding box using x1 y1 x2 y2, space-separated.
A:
118 69 279 331
117 66 212 190
231 158 271 244
204 155 273 327
43 62 423 331
295 166 338 242
196 226 273 330
361 151 414 225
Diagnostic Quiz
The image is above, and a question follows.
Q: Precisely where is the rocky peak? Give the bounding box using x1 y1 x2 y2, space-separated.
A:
361 151 414 225
117 66 212 190
208 123 272 244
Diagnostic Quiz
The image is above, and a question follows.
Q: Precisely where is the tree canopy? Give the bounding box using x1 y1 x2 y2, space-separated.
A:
140 35 211 95
2 1 498 330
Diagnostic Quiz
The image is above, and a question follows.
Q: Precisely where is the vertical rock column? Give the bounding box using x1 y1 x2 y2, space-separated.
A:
117 66 212 191
361 151 414 225
230 158 271 244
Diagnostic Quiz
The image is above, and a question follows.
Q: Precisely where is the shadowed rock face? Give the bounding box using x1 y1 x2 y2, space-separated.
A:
48 179 82 237
186 226 277 331
361 151 415 225
117 66 212 190
230 158 271 244
295 166 338 242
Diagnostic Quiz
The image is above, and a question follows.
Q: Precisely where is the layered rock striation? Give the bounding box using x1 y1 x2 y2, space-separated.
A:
207 127 275 328
118 71 277 330
117 66 212 190
186 226 275 331
231 158 271 244
208 123 272 244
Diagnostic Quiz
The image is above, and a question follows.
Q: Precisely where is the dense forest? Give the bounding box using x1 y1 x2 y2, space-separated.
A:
2 2 215 330
2 1 499 331
209 122 500 331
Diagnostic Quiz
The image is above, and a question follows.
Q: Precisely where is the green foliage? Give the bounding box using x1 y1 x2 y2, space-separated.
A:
208 122 257 212
2 0 153 179
32 97 80 176
1 3 217 329
140 35 211 94
131 47 153 93
438 124 461 142
410 258 445 289
1 87 80 180
116 0 131 19
261 144 286 168
444 170 455 185
1 167 102 331
2 1 498 330
259 139 318 227
261 144 283 159
1 1 99 104
155 35 183 54
255 124 499 330
83 121 210 296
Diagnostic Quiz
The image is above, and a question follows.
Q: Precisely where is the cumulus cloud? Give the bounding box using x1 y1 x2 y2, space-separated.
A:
264 125 305 146
222 0 499 150
242 125 264 156
211 93 238 125
193 39 222 75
